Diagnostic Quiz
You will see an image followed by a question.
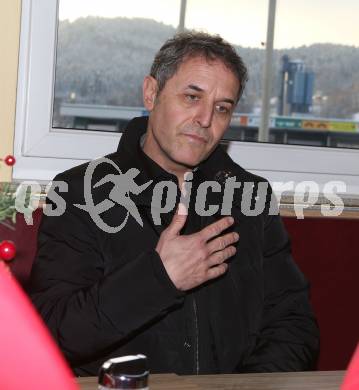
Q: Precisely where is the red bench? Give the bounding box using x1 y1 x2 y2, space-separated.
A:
1 211 358 370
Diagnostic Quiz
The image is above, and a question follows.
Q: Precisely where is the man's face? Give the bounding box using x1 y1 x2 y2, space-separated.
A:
143 56 240 175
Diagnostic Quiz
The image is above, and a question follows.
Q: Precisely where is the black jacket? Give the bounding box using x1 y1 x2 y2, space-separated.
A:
30 116 319 376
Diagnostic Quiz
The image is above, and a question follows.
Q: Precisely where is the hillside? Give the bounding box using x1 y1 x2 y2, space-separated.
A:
54 17 359 119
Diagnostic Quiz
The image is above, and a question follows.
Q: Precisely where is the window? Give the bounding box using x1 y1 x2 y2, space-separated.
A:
14 0 359 196
53 0 181 131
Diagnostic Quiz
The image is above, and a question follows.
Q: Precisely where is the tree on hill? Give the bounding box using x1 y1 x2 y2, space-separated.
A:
54 17 359 123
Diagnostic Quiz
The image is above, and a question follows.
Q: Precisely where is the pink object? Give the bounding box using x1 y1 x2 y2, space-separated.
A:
342 344 359 390
0 262 78 390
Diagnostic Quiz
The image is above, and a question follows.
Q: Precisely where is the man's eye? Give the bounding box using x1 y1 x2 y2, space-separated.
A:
216 105 230 114
186 94 199 102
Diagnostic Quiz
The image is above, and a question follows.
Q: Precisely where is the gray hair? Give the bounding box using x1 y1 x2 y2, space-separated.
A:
150 31 248 102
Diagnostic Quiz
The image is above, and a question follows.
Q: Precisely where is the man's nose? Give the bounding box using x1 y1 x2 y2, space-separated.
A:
194 102 213 128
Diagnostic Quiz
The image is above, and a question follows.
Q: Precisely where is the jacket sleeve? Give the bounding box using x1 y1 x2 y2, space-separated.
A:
29 174 184 366
239 210 320 372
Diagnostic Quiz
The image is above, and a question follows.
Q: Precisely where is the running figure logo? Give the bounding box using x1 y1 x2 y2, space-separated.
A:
75 157 152 233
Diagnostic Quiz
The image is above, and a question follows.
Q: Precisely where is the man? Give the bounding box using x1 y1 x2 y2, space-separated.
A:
30 32 319 376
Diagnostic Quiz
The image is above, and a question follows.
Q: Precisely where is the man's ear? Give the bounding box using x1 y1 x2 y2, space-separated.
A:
143 75 158 111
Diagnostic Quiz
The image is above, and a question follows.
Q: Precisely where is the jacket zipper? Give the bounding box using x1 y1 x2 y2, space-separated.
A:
192 296 199 374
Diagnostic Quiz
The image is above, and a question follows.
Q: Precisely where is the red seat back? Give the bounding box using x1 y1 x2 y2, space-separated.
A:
284 217 359 370
1 210 357 371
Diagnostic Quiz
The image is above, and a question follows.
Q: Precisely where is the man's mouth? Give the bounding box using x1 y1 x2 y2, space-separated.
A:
182 133 208 144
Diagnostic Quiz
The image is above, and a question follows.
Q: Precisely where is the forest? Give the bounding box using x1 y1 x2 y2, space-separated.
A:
54 17 359 120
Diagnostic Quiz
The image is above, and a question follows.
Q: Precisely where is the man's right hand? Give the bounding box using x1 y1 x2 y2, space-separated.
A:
155 210 239 291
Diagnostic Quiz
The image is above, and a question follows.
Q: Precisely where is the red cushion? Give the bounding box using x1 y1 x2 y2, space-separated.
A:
0 209 42 287
1 211 357 371
284 217 359 370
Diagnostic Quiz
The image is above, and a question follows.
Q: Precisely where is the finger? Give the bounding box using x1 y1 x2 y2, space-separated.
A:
207 232 239 254
177 201 188 216
199 216 234 242
207 245 237 268
206 263 228 281
165 204 188 236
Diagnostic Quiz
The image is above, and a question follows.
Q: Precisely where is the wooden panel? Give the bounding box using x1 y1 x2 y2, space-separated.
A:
186 371 345 390
77 371 345 390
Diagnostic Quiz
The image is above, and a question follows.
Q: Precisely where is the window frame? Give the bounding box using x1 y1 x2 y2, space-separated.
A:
14 0 359 195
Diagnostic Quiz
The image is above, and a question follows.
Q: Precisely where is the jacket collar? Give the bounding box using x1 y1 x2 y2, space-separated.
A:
113 116 258 210
115 116 176 182
115 116 250 182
